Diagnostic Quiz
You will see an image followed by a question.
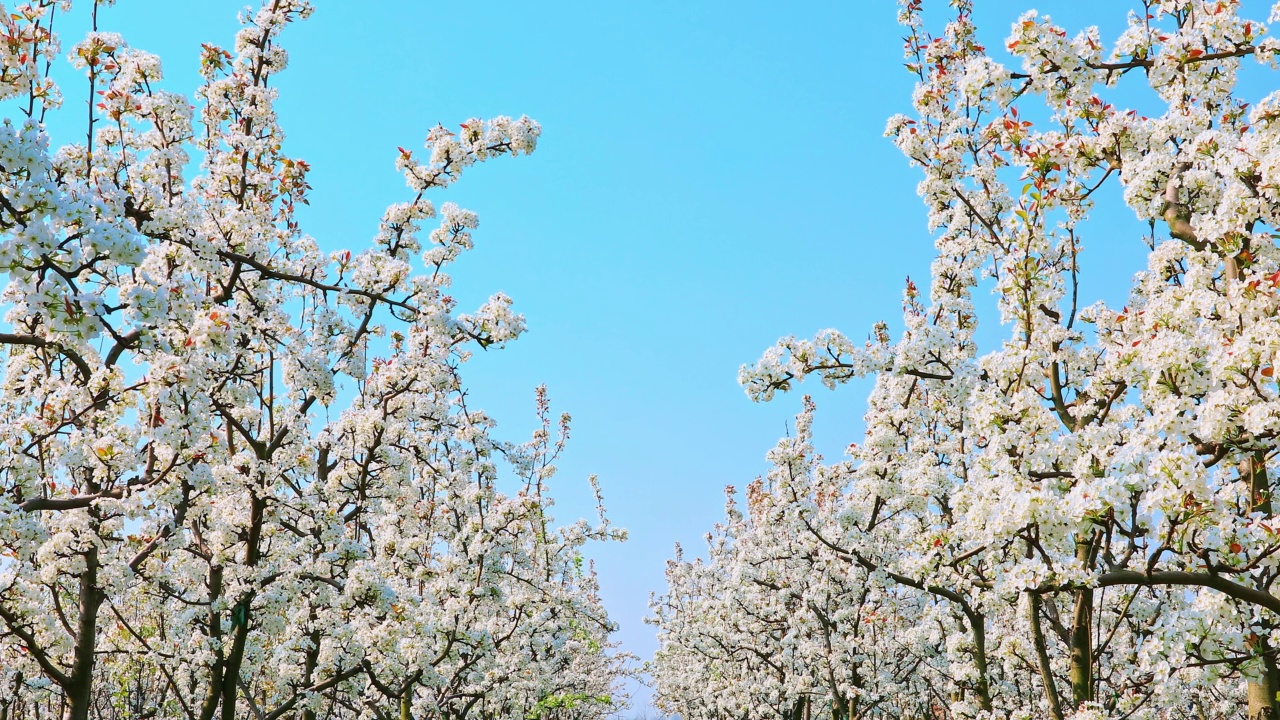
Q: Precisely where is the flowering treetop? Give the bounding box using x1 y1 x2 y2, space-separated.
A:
0 2 627 720
658 1 1280 719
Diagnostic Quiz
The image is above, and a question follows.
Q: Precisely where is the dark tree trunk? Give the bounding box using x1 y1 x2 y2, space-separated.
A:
62 545 104 720
1247 451 1280 720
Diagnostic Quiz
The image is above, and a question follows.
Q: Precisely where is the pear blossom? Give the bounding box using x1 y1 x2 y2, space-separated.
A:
656 1 1280 718
0 2 626 720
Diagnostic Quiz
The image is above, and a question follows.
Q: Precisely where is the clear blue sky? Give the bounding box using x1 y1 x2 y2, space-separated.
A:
38 0 1277 710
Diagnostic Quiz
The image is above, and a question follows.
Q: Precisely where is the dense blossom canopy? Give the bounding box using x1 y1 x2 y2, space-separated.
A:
0 2 626 720
653 1 1280 719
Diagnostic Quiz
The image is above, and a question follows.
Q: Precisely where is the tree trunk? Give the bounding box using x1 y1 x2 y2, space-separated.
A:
219 613 251 720
1248 646 1280 720
1069 537 1095 708
399 685 413 720
966 608 994 713
1247 451 1280 719
62 541 105 720
830 695 847 720
0 671 18 720
299 623 321 720
1068 587 1093 707
218 489 265 720
1027 592 1064 720
198 563 225 720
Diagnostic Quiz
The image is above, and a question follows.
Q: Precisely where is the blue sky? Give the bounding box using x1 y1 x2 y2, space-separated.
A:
35 0 1280 710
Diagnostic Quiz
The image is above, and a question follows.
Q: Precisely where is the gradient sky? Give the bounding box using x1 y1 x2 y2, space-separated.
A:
30 0 1280 712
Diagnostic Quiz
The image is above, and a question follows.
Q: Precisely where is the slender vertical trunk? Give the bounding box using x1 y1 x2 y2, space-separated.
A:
219 615 251 720
219 489 265 720
399 685 413 720
814 596 853 720
198 563 225 720
1067 531 1100 709
1248 644 1279 720
967 609 994 713
830 694 847 720
787 697 804 720
1 671 20 720
299 623 321 720
1027 592 1064 720
1247 451 1279 720
63 541 105 720
1068 585 1093 707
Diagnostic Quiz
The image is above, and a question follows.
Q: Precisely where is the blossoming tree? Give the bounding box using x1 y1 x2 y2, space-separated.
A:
0 2 626 720
654 0 1280 718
